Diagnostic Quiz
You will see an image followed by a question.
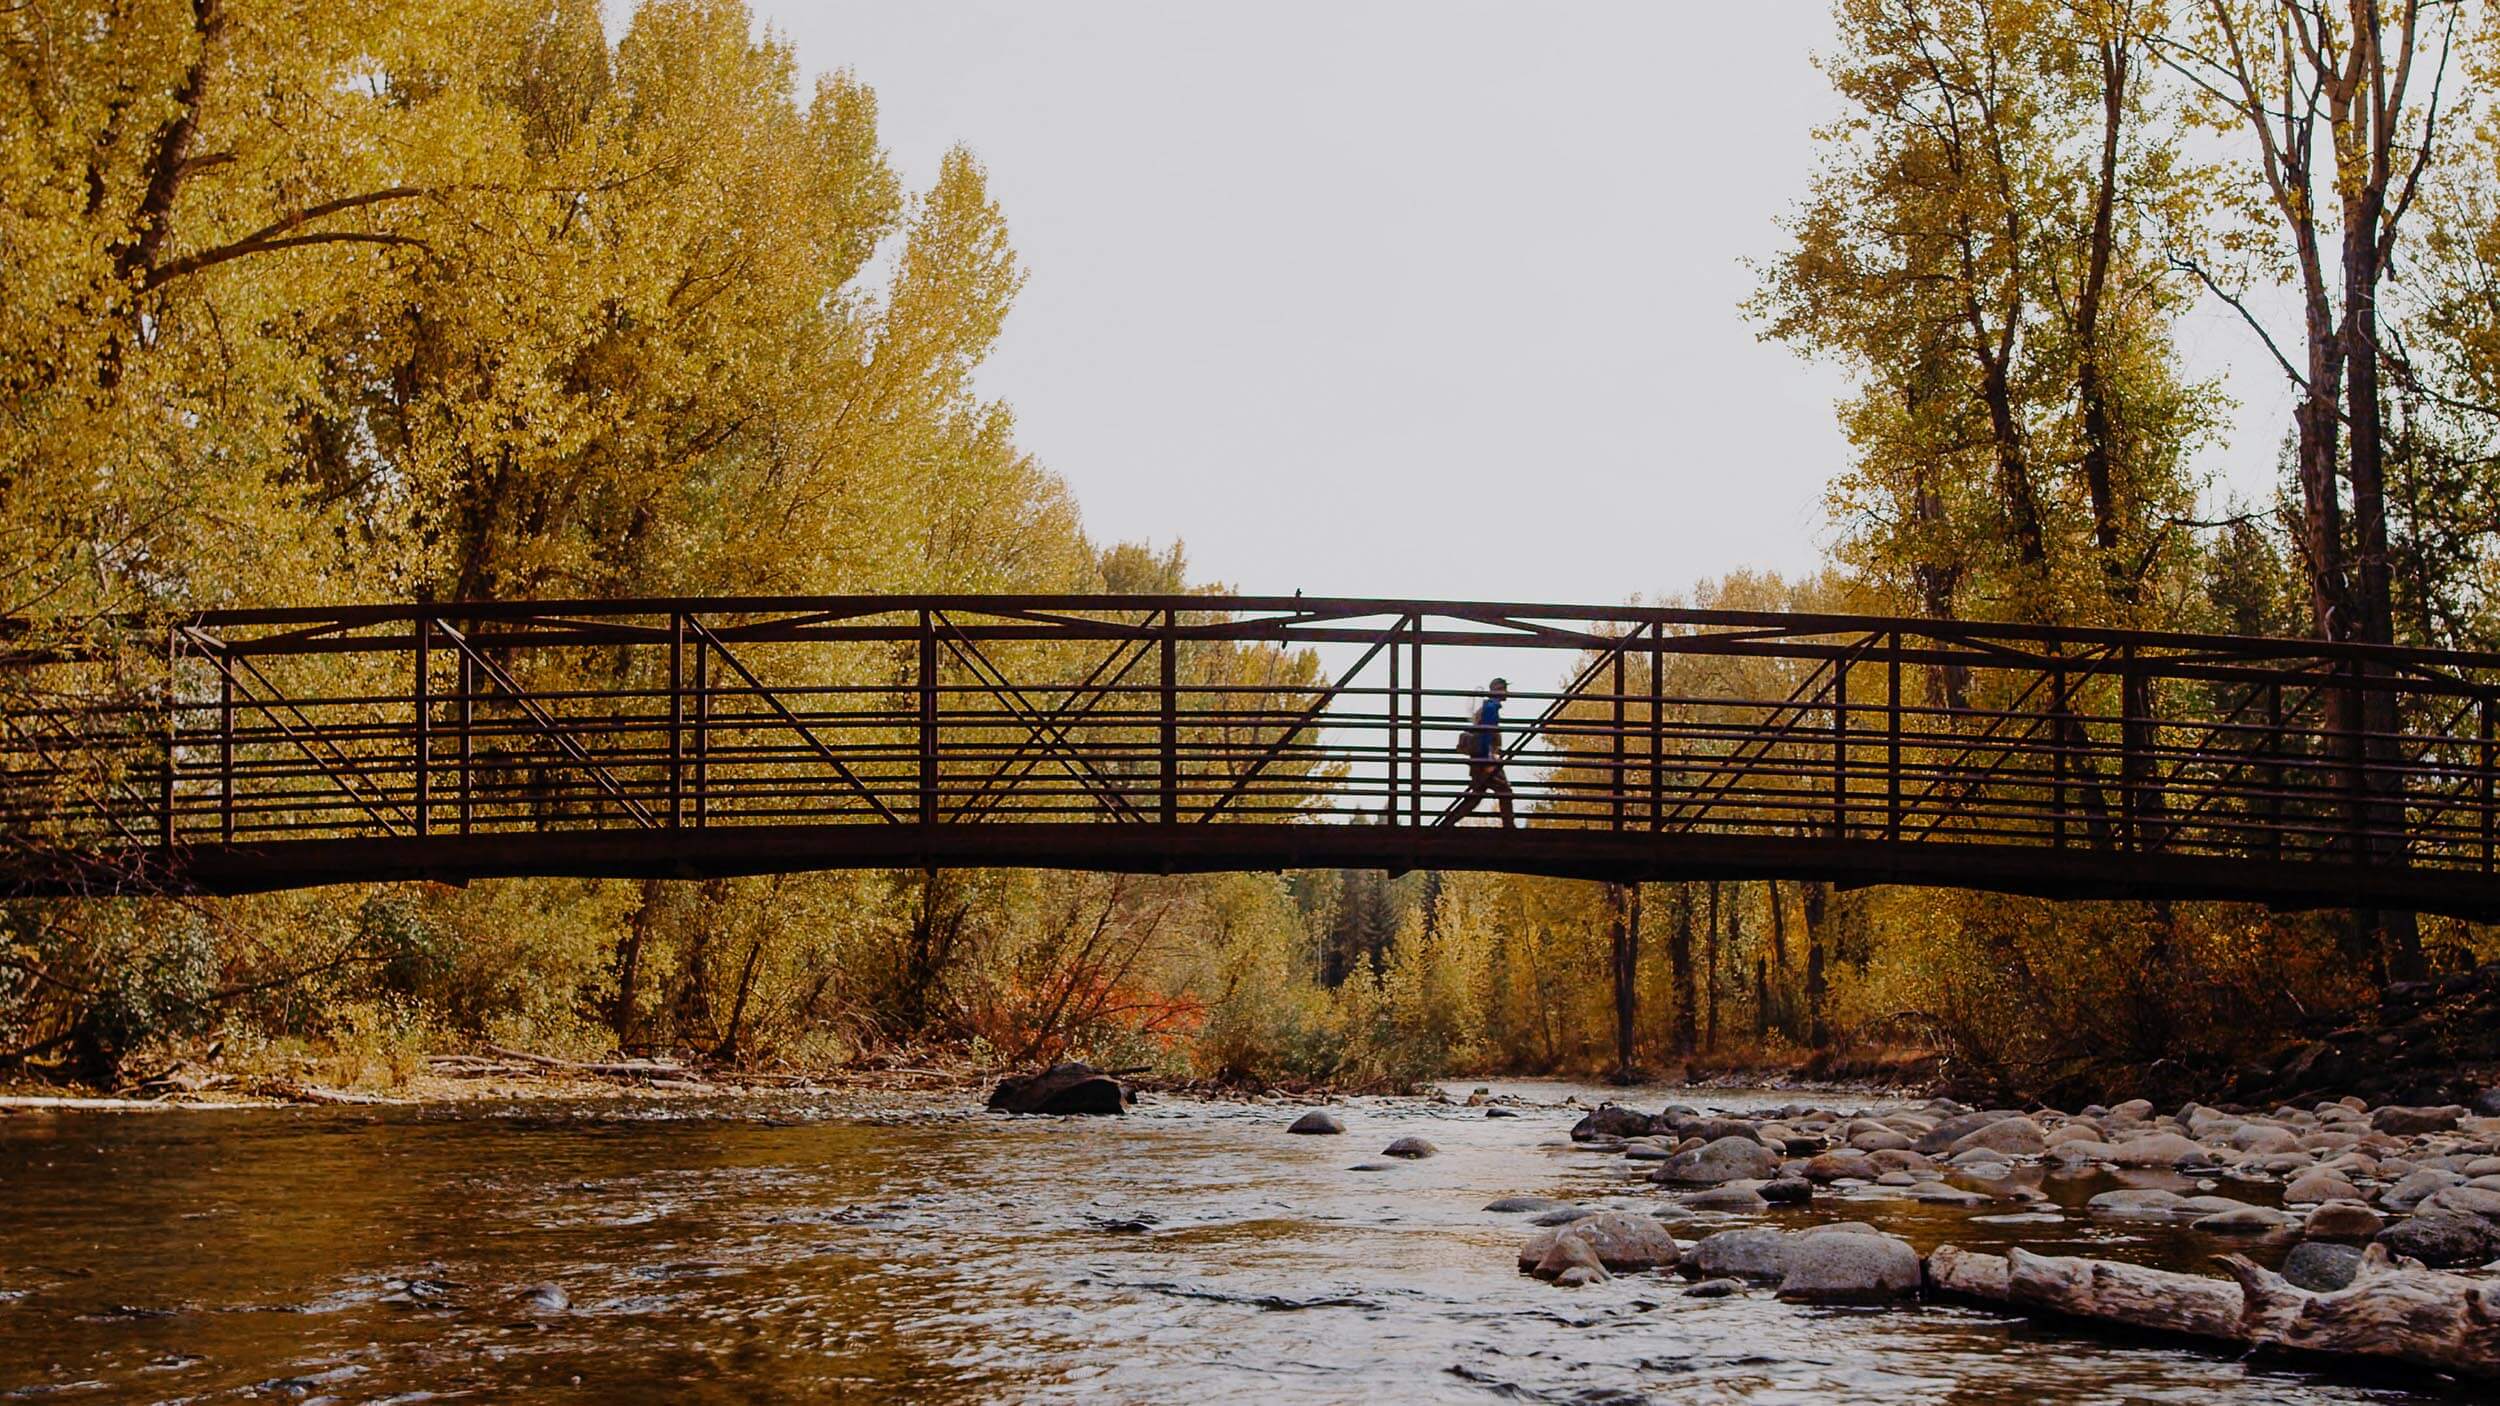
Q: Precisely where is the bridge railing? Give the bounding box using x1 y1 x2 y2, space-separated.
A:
4 596 2498 890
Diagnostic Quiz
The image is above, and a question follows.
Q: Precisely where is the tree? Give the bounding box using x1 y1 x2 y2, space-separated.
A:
2154 0 2477 981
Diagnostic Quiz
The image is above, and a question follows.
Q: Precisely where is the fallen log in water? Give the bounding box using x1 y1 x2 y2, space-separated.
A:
2222 1244 2500 1381
1926 1243 2500 1382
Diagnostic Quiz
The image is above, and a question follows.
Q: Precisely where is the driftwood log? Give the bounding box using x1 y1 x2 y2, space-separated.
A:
478 1044 688 1080
985 1061 1135 1115
2222 1244 2500 1381
1927 1243 2500 1381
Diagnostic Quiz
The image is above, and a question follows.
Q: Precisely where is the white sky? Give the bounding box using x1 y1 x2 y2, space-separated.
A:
753 0 2294 609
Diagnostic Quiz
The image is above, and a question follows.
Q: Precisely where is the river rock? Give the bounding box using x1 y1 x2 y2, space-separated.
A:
2231 1124 2303 1155
2280 1240 2365 1292
1485 1196 1568 1213
2192 1205 2296 1234
1671 1115 1769 1144
1759 1177 1813 1205
2373 1210 2500 1268
517 1283 570 1312
2417 1185 2500 1224
1485 1107 1520 1118
2370 1104 2466 1136
2111 1132 2208 1168
1571 1103 1654 1141
2304 1200 2385 1241
1849 1127 1913 1153
1682 1277 1744 1298
1554 1264 1608 1288
1532 1228 1611 1281
1523 1211 1680 1278
1286 1111 1344 1135
1804 1150 1877 1182
1381 1137 1437 1159
1948 1116 2046 1158
2284 1168 2358 1203
2086 1188 2186 1218
1915 1111 2014 1155
1530 1206 1599 1226
1650 1135 1780 1185
1681 1183 1771 1212
1909 1182 1991 1206
1775 1231 1921 1302
1687 1227 1791 1281
985 1062 1130 1116
2380 1168 2465 1211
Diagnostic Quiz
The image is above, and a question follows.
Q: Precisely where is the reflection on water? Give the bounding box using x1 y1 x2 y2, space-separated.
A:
0 1082 2470 1404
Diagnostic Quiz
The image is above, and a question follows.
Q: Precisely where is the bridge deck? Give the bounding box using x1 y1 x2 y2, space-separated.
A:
6 595 2498 915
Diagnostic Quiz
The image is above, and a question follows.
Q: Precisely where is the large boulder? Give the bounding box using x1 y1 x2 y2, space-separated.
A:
1520 1211 1679 1278
1775 1231 1921 1303
1650 1135 1781 1185
1686 1227 1791 1281
1286 1111 1344 1135
1381 1137 1437 1159
1803 1150 1878 1183
2373 1211 2500 1268
1570 1103 1654 1141
985 1062 1130 1116
1947 1116 2046 1158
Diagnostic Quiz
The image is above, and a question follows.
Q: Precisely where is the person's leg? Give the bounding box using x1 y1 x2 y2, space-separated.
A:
1490 764 1516 828
1448 761 1490 823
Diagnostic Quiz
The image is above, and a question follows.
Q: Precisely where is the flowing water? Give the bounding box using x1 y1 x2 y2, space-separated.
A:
0 1081 2475 1404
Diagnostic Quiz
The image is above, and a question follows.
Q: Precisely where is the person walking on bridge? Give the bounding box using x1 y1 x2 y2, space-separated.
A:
1447 677 1516 828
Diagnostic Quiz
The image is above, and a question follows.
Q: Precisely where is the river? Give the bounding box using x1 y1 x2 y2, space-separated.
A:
0 1082 2470 1404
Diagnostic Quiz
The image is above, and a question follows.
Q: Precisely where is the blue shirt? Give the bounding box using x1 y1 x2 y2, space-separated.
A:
1469 697 1502 757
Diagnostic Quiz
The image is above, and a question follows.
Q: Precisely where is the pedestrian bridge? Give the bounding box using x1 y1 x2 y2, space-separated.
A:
5 595 2497 917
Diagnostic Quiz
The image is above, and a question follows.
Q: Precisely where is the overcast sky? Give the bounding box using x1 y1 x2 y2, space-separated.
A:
753 1 2291 609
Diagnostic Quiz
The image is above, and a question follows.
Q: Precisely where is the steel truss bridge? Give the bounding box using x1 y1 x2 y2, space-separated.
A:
4 595 2498 916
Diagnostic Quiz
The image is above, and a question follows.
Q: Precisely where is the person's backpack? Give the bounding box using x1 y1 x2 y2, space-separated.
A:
1453 701 1487 757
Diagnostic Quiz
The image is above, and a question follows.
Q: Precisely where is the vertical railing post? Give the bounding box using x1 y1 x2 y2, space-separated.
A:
1160 609 1178 824
160 624 179 849
1408 621 1422 829
1387 617 1401 825
413 606 431 838
691 626 709 828
1649 623 1664 831
2480 690 2495 874
2050 651 2067 849
1610 640 1626 832
218 647 234 843
1830 648 1849 839
1886 630 1902 842
457 647 473 835
2342 656 2367 864
669 612 685 829
2264 681 2286 862
2119 646 2140 852
918 609 939 827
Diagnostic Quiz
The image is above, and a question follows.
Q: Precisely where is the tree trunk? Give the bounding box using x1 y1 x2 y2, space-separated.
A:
1667 884 1697 1057
609 877 665 1049
1703 880 1721 1053
1801 882 1830 1049
1607 882 1641 1079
